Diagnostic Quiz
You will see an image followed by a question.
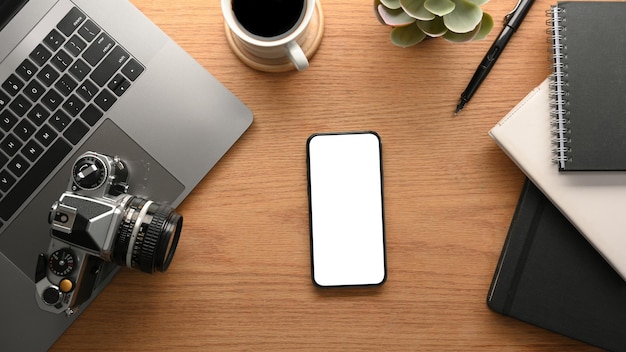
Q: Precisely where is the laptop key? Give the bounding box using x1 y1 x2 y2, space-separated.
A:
57 7 86 37
0 170 16 192
42 90 63 111
34 124 57 147
2 74 23 96
9 95 32 116
1 133 22 156
37 64 60 87
24 80 45 102
121 58 144 81
21 140 44 162
78 19 100 42
14 119 36 141
1 110 18 132
80 104 103 126
16 59 38 81
0 90 9 110
94 89 116 111
55 74 78 96
49 110 71 132
0 138 71 221
51 49 73 72
83 32 115 66
64 119 89 145
108 74 130 96
68 58 91 81
90 46 129 86
77 80 98 101
7 154 29 178
65 34 87 57
62 95 85 117
0 168 14 189
43 29 65 51
29 44 52 67
27 104 50 126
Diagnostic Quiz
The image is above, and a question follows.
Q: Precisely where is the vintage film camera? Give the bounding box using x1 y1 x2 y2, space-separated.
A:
35 152 183 316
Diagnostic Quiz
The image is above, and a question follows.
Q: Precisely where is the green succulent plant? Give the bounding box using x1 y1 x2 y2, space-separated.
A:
374 0 494 47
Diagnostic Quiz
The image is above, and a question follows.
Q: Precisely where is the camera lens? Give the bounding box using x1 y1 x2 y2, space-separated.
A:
113 197 183 273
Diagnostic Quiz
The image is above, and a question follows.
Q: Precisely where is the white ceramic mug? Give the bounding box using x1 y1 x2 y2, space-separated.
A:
222 0 317 71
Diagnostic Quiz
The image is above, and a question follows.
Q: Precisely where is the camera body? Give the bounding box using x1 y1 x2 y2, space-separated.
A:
35 152 182 316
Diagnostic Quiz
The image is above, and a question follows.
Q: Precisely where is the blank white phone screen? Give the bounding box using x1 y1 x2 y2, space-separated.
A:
307 132 386 287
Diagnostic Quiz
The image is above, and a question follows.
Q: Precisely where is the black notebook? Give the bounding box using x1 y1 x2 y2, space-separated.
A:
487 179 626 351
549 1 626 171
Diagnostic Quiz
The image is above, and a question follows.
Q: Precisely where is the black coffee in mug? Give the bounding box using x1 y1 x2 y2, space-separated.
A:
232 0 305 38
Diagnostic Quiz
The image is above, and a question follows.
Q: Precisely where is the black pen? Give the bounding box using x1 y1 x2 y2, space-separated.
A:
455 0 535 114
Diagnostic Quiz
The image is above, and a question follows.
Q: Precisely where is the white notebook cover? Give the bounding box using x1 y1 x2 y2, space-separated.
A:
489 78 626 281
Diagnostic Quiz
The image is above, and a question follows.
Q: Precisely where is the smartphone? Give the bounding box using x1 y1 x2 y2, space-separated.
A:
306 131 386 287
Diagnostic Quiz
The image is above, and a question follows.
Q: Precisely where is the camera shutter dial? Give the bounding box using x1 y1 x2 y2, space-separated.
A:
72 155 107 190
49 249 76 276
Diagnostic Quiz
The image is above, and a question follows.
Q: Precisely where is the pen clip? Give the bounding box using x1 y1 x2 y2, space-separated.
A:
504 0 523 24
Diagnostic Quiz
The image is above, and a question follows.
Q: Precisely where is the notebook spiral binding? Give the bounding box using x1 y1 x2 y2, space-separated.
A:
547 5 570 169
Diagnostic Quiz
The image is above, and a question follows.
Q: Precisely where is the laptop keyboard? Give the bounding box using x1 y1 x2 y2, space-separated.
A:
0 7 144 227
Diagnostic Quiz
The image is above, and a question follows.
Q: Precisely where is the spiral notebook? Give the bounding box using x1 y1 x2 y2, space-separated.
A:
489 78 626 282
549 1 626 171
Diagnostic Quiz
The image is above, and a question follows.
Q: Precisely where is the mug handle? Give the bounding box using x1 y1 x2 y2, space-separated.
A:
285 41 309 71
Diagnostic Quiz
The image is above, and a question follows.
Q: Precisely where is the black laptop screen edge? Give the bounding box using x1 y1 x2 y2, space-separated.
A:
0 0 29 31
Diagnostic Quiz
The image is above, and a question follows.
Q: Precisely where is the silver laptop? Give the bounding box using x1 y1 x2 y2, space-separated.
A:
0 0 253 349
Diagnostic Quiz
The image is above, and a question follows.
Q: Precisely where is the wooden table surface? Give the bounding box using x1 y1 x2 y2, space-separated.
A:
52 0 603 350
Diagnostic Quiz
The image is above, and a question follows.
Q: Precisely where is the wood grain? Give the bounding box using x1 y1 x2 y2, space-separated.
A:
51 0 602 350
